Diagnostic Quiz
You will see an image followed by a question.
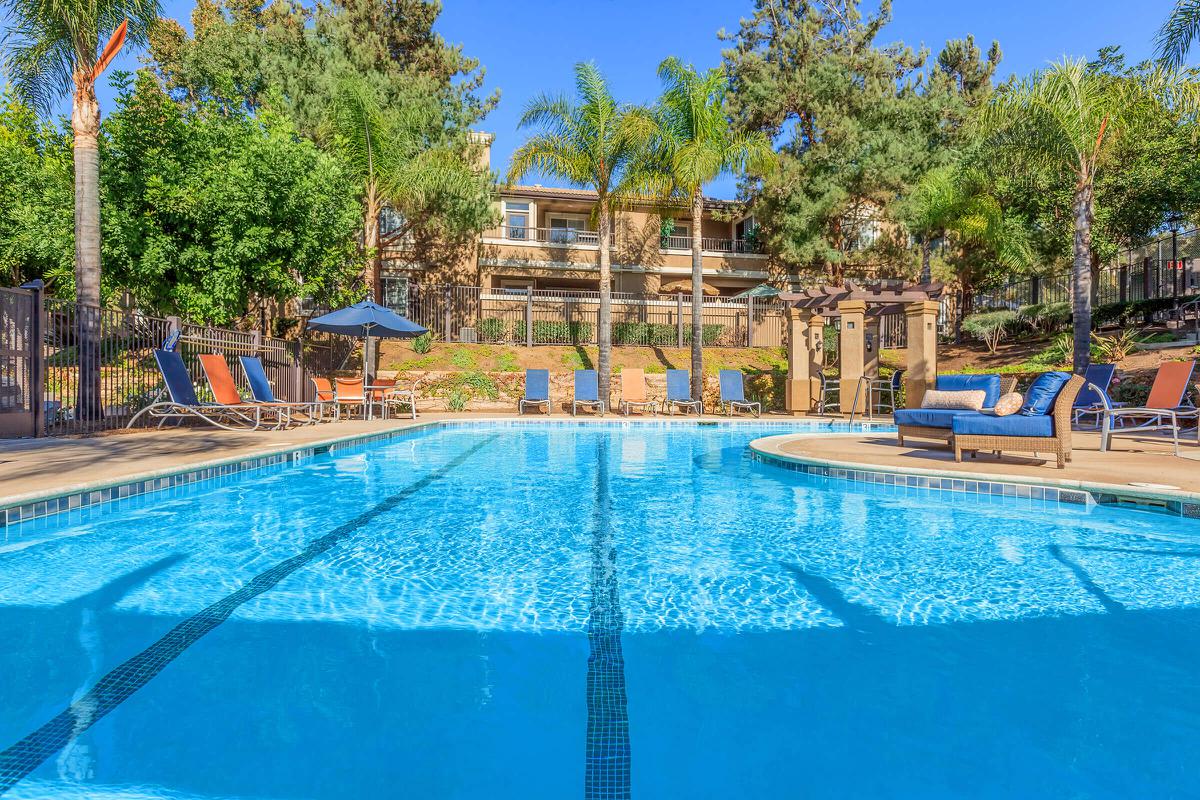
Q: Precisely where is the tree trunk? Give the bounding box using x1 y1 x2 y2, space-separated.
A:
919 237 932 285
1071 181 1095 375
689 188 704 401
364 181 382 302
597 203 613 407
73 72 103 420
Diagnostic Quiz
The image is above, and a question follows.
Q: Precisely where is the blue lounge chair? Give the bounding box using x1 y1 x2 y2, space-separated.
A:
239 356 328 424
519 369 551 414
1072 363 1118 428
663 369 702 415
127 350 264 430
572 369 605 416
717 370 760 416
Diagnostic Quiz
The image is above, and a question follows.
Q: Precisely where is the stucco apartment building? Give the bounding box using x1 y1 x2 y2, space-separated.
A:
378 134 790 301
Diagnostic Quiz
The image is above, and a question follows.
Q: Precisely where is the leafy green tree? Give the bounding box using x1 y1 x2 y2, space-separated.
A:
0 88 73 287
721 0 930 280
978 57 1198 372
146 0 498 288
321 76 493 301
508 61 656 404
101 72 363 324
649 57 772 398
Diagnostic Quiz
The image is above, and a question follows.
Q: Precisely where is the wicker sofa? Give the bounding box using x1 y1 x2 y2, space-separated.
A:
894 374 1019 446
952 374 1084 469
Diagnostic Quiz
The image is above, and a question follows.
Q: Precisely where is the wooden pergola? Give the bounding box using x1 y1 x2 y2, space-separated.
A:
780 282 944 415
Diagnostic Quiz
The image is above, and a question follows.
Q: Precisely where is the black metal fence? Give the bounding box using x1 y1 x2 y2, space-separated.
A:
971 228 1200 314
397 283 907 350
0 285 330 437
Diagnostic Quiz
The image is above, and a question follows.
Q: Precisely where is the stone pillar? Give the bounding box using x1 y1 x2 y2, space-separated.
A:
864 315 880 378
838 300 867 414
785 307 822 414
904 300 940 409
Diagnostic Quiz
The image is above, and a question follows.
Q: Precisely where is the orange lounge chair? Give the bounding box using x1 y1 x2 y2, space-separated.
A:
198 354 291 428
619 368 656 416
1099 360 1198 456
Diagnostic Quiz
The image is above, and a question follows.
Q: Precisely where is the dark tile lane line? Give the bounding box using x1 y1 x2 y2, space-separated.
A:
0 436 497 795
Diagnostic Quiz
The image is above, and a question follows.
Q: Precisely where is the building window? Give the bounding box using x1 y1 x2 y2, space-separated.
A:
548 215 593 244
381 276 410 311
505 202 529 240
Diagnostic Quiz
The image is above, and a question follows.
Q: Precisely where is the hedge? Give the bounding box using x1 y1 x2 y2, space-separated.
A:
511 320 595 344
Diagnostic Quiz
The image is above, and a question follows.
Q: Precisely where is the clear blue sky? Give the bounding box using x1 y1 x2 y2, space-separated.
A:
11 0 1181 198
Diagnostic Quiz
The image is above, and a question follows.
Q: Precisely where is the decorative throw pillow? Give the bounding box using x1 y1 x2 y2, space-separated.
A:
992 392 1023 416
1020 371 1072 416
920 389 987 411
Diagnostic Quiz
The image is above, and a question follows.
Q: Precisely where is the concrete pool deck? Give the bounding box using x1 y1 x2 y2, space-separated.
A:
751 429 1200 501
1 413 1198 515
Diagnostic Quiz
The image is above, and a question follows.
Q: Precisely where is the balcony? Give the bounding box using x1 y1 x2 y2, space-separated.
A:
494 225 601 247
659 235 763 255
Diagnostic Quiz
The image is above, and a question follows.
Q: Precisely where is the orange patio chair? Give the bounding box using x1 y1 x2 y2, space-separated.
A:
619 368 656 416
198 353 290 428
1099 360 1198 456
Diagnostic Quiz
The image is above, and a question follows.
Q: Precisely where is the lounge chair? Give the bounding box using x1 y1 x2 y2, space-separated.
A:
1072 363 1118 428
663 369 702 415
619 368 657 416
311 377 338 419
953 373 1084 469
1098 360 1198 456
717 370 761 416
572 369 605 416
199 354 292 428
519 369 551 414
126 350 265 430
239 355 326 424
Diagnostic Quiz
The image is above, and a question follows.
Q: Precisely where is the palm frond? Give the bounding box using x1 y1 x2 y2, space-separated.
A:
1156 0 1200 69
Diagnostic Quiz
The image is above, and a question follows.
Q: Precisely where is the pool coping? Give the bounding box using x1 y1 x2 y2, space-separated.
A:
0 417 891 528
749 433 1200 518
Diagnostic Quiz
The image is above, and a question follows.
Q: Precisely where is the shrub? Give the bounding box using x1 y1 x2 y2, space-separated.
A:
411 332 434 354
449 347 476 369
494 351 519 372
512 320 594 344
1091 328 1139 362
1017 301 1070 333
960 310 1018 354
477 317 508 342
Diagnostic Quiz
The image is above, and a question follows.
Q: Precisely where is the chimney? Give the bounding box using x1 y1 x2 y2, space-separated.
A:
468 131 494 173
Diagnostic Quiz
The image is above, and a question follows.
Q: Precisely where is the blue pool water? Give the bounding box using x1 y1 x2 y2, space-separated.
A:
1 421 1200 799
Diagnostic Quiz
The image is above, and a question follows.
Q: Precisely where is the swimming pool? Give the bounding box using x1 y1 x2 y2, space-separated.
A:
1 421 1199 798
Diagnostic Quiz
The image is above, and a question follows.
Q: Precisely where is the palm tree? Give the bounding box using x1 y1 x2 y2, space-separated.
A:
3 0 159 305
650 57 772 400
508 61 656 405
323 77 482 303
978 57 1196 373
1156 0 1200 69
3 0 159 420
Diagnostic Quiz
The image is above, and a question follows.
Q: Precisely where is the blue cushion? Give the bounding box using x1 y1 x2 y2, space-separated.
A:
894 408 983 429
952 413 1054 438
935 374 1002 408
1020 371 1071 416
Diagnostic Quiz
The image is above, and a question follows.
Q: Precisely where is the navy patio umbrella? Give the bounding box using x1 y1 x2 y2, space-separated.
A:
307 300 427 383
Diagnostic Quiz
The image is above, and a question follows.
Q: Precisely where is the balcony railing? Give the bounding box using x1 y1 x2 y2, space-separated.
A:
660 235 763 254
497 225 601 246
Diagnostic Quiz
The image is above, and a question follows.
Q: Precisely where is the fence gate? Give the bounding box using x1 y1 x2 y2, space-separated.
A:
0 287 38 437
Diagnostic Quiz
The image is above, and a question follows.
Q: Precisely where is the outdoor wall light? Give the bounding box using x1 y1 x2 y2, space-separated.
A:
846 321 856 329
866 332 875 353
